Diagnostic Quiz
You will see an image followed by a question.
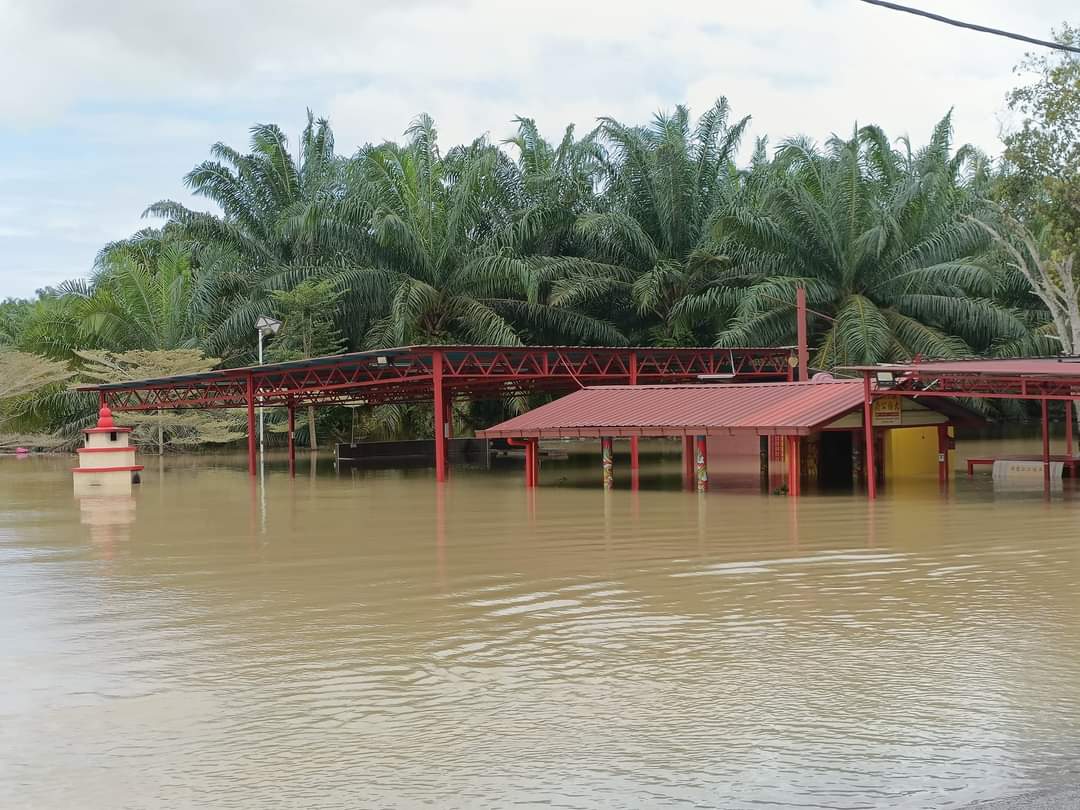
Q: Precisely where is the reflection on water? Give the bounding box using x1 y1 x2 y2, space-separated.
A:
2 438 1079 808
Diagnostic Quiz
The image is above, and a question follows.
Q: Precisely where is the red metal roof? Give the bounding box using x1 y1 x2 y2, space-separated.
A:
478 380 869 438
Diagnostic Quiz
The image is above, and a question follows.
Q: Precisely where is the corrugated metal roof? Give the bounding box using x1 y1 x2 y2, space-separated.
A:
842 358 1080 378
478 380 869 438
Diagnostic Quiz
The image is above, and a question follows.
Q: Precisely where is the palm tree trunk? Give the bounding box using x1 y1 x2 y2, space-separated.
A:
307 405 317 450
157 410 164 456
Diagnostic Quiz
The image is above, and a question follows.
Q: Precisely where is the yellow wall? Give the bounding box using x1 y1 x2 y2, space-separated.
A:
885 427 952 479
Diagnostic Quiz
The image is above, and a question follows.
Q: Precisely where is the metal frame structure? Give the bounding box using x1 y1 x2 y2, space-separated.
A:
478 379 975 495
79 344 794 480
846 358 1080 498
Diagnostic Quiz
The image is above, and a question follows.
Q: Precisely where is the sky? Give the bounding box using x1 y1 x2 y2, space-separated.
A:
0 0 1073 298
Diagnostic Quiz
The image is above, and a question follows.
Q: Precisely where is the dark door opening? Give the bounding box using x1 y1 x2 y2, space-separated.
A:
818 431 854 490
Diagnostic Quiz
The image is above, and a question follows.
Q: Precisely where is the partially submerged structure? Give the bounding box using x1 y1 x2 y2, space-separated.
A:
78 345 793 479
73 406 143 496
478 378 975 495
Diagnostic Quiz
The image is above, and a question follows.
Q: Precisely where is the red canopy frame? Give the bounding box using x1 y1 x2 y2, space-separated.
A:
845 358 1080 498
79 344 794 480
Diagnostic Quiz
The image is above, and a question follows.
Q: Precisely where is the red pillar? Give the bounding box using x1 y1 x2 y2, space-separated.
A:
287 401 296 478
796 286 809 381
432 350 447 482
863 374 876 499
787 436 801 497
530 439 540 488
936 423 949 488
1042 398 1051 485
1066 399 1074 459
246 373 256 477
629 352 640 472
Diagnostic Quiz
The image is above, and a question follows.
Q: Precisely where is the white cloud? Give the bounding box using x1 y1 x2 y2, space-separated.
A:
0 0 1074 296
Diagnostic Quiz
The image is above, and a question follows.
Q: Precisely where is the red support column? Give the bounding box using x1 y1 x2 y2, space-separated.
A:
530 439 540 488
432 350 447 483
287 401 296 478
694 436 708 492
97 391 107 409
246 373 256 477
787 436 801 497
796 286 809 381
1066 399 1074 459
1042 397 1051 485
863 374 877 500
629 352 640 472
936 423 949 488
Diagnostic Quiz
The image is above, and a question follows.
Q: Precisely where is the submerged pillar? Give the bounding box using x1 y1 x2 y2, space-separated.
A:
1042 398 1051 485
682 435 694 490
694 436 708 492
287 401 296 478
936 423 949 488
629 352 640 472
432 350 447 483
862 375 877 499
246 373 256 477
601 437 614 489
527 439 540 488
1067 399 1075 459
786 436 802 497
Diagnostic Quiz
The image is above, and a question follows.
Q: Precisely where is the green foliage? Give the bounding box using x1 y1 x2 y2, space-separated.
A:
999 24 1080 252
269 279 345 361
713 116 1025 365
5 82 1077 443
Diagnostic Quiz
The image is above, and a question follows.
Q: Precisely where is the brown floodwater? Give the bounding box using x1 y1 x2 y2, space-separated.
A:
2 436 1080 809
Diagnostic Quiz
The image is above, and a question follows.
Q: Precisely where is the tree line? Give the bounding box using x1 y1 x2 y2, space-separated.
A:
1 27 1077 449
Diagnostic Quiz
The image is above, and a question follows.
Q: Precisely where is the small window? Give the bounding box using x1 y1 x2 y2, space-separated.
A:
110 431 117 442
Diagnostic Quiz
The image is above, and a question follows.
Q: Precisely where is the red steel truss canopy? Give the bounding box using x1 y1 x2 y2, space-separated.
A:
842 357 1080 400
79 344 794 411
843 356 1080 499
77 344 794 480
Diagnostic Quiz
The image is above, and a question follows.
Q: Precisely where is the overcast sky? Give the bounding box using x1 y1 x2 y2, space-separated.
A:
0 0 1073 298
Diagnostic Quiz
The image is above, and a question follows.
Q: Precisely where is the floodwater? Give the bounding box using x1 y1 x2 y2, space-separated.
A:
2 437 1080 809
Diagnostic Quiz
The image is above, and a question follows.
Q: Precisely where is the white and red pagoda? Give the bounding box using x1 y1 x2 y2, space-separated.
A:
73 406 143 496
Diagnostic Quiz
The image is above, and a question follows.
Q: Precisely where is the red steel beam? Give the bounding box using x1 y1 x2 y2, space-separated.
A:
97 346 794 413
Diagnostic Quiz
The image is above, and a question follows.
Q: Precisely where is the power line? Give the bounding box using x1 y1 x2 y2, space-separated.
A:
857 0 1080 55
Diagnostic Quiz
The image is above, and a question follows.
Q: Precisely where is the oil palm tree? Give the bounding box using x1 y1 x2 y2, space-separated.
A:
295 114 624 347
542 99 751 345
145 111 348 357
706 115 1028 365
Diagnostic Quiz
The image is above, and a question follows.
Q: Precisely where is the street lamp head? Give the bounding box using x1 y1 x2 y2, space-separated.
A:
255 315 282 336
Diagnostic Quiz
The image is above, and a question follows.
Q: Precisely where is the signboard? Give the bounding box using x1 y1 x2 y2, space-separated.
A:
872 396 902 426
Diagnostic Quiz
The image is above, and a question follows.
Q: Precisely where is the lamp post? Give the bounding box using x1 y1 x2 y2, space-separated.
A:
254 316 282 455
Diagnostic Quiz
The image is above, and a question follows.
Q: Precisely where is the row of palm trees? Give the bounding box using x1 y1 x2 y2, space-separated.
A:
0 101 1054 440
